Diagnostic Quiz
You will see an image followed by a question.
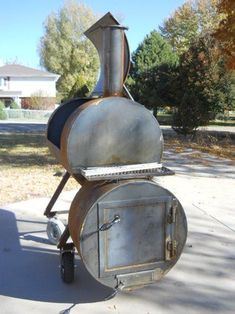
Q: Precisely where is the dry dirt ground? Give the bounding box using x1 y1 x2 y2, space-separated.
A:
0 133 79 206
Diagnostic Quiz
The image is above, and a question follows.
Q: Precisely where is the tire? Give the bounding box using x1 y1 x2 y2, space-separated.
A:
46 217 65 245
60 252 74 283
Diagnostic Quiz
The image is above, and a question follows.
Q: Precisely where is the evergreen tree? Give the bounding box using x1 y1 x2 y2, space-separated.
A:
128 31 178 115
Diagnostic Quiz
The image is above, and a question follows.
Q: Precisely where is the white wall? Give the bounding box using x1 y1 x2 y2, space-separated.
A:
7 76 57 97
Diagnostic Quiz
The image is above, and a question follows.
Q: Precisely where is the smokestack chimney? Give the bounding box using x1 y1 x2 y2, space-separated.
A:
84 13 130 97
102 25 128 96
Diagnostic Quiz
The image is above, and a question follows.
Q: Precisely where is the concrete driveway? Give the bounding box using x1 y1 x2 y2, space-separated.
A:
0 121 46 133
0 148 235 314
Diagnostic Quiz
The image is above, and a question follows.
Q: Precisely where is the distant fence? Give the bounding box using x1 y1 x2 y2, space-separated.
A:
3 108 53 121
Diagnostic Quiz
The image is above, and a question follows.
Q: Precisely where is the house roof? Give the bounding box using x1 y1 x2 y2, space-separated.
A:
0 64 59 78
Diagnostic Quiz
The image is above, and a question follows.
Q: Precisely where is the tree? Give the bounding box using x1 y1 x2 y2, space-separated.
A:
131 31 178 74
159 0 234 134
160 0 222 55
0 101 7 120
171 35 235 134
128 31 178 115
39 0 99 101
160 2 198 55
213 0 235 69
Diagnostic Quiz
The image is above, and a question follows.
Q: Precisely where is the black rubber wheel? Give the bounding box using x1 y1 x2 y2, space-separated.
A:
60 252 74 283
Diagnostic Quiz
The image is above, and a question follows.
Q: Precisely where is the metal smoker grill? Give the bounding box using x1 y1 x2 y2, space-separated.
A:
44 12 187 292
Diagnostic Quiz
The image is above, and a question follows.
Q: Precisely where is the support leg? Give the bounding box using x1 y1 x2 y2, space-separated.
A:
44 171 70 218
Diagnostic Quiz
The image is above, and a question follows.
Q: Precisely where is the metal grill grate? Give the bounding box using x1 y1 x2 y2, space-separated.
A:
77 163 174 181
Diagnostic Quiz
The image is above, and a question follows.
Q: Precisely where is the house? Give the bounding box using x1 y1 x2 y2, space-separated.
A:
0 64 59 108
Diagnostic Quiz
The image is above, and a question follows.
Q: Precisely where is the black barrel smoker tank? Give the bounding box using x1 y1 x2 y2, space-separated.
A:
44 13 187 292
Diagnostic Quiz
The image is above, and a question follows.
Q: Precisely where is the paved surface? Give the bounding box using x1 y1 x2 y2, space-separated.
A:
0 121 234 135
162 126 235 140
1 149 235 314
162 124 235 135
0 121 46 133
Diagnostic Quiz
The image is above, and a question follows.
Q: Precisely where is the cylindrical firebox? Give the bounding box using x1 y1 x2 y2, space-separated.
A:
69 180 187 290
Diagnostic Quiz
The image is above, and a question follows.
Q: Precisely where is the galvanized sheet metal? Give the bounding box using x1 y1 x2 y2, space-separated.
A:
60 97 164 172
84 12 130 97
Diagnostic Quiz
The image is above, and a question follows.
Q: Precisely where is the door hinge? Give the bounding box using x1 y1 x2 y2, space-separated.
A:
167 198 178 224
166 240 178 260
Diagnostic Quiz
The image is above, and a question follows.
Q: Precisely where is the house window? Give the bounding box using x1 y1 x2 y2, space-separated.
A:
0 77 8 88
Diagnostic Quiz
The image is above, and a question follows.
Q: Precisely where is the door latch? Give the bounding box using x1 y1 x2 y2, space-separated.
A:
99 215 121 231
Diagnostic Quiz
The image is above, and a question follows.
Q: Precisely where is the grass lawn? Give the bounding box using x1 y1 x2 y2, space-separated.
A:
0 132 234 206
208 121 235 127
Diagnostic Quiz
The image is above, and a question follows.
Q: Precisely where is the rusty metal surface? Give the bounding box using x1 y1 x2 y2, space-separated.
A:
46 98 92 167
44 171 71 218
68 180 115 254
46 140 62 165
57 226 72 249
60 96 163 172
68 180 187 290
102 25 127 96
84 12 130 97
47 98 92 150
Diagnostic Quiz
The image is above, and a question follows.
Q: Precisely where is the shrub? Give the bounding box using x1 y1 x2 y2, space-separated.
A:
21 95 55 110
10 101 19 109
21 98 32 109
0 101 7 120
172 92 209 135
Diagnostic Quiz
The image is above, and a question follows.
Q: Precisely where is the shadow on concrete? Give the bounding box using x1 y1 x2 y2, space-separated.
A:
0 208 113 304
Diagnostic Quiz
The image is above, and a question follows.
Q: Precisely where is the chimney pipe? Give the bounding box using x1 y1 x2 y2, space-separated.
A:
102 25 128 96
84 13 130 98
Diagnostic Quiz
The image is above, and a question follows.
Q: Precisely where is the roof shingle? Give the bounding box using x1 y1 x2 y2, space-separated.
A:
0 64 59 78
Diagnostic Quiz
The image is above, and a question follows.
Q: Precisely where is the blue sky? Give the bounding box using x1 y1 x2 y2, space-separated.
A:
0 0 185 69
